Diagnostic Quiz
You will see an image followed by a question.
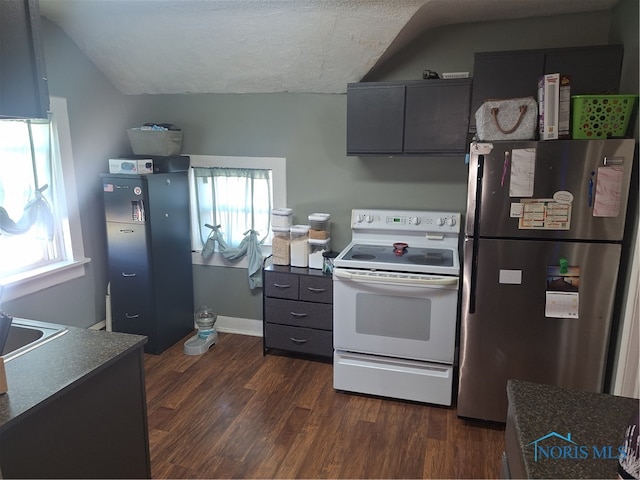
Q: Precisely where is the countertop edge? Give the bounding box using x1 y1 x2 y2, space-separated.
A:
0 320 147 432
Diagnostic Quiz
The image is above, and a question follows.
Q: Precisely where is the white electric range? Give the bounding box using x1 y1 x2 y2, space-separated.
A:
332 208 461 405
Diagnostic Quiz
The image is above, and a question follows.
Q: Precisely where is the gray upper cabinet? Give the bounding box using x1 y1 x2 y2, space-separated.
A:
0 0 50 119
469 45 623 133
404 79 471 154
347 82 405 155
347 79 472 156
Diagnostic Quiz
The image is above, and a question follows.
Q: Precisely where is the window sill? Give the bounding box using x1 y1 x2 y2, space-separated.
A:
0 258 91 303
191 247 272 268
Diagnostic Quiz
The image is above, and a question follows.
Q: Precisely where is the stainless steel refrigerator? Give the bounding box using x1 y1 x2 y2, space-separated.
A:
457 139 636 423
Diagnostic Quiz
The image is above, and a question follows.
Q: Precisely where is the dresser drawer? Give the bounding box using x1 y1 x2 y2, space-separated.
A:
264 271 299 300
299 275 333 303
264 323 333 357
265 298 332 330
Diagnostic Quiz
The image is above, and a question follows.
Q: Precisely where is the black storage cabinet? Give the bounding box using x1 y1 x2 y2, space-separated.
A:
469 44 624 133
101 169 194 354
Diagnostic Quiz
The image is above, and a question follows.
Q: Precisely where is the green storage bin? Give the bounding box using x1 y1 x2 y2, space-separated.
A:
571 95 637 139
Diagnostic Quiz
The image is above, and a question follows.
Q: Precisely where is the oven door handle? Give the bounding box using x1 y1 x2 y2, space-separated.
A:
333 269 458 286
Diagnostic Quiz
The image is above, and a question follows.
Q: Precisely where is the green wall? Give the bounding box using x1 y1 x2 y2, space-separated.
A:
5 4 638 331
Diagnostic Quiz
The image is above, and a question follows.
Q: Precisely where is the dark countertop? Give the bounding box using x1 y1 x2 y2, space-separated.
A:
0 318 146 432
506 379 638 479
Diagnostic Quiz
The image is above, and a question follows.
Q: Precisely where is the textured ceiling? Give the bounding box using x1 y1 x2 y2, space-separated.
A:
39 0 620 95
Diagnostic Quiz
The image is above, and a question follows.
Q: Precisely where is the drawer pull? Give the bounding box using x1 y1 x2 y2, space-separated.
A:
119 229 135 234
307 287 326 293
122 272 137 277
273 283 291 289
289 337 308 344
125 313 140 319
289 311 308 318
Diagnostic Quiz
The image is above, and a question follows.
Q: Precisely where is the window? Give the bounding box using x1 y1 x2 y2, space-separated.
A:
189 155 286 268
0 97 88 303
193 167 272 248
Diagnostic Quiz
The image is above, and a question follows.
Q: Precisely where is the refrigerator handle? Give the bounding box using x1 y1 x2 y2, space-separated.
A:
469 154 484 314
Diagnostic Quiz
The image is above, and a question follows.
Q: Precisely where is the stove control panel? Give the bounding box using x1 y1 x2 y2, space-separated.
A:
351 209 460 233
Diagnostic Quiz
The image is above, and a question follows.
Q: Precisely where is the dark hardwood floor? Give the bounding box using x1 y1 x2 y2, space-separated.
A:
144 332 505 479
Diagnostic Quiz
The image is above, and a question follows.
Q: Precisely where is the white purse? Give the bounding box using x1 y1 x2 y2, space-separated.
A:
475 97 538 141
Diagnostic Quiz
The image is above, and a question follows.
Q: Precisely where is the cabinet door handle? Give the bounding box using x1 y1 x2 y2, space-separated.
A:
273 283 291 289
119 229 135 233
289 337 308 344
125 313 140 319
307 287 326 293
122 272 137 277
289 311 308 318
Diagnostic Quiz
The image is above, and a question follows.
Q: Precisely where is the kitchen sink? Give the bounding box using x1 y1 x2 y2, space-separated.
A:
1 319 68 362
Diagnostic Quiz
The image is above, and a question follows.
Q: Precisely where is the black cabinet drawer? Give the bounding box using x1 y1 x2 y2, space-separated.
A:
299 275 333 304
264 323 333 357
110 293 152 337
106 222 149 268
264 271 299 300
108 264 152 296
265 298 332 330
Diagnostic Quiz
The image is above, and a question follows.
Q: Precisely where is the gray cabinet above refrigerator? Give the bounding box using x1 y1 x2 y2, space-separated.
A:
469 45 624 133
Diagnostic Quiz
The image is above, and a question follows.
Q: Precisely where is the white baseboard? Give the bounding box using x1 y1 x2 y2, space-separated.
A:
89 320 106 330
215 315 263 337
90 316 262 337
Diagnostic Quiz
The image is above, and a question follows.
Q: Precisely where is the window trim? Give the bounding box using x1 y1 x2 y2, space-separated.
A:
0 96 89 303
188 154 286 269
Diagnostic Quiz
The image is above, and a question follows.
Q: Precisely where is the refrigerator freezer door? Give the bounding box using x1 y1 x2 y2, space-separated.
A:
458 237 621 423
465 139 635 241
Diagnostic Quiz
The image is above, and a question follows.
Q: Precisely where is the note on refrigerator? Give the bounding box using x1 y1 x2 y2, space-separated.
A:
509 148 536 197
545 292 579 318
593 166 624 217
545 265 580 319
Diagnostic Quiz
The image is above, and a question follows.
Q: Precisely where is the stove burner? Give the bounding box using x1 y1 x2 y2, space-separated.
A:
407 253 445 265
351 253 377 260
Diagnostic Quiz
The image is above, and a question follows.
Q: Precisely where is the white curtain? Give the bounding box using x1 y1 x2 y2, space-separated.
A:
193 167 272 288
0 118 56 276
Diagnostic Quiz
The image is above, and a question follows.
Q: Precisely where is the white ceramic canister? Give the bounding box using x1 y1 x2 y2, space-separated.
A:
289 225 310 267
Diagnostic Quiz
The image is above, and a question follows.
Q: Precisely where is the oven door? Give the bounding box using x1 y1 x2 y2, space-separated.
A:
333 268 459 363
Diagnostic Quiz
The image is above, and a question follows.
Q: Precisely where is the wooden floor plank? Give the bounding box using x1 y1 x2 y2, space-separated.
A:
144 332 505 479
